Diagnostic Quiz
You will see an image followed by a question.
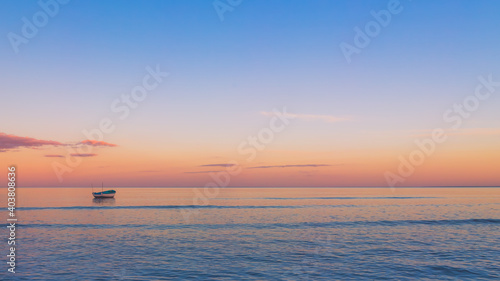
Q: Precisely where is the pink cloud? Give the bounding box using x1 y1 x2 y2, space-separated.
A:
79 140 117 147
0 133 64 152
44 154 64 158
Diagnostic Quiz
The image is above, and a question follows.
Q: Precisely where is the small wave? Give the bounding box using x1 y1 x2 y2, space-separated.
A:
301 218 500 228
371 218 500 226
9 218 499 230
215 196 440 200
426 265 484 278
17 205 305 211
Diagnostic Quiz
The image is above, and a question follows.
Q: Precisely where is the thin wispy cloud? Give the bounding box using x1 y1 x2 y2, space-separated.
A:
0 133 64 152
186 163 236 174
260 112 350 123
0 133 119 153
407 128 500 138
79 140 117 147
249 164 335 169
70 153 97 157
44 154 64 158
185 170 223 174
199 163 235 167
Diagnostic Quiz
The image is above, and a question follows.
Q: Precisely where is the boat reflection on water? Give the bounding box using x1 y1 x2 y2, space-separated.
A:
92 197 116 206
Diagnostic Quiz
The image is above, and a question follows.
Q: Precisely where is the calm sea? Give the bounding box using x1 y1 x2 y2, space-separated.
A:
1 187 499 280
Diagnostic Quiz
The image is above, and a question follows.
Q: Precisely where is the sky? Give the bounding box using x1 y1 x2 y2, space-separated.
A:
1 0 499 187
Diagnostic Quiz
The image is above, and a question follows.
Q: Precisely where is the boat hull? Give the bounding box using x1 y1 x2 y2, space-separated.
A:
92 190 116 198
92 193 115 198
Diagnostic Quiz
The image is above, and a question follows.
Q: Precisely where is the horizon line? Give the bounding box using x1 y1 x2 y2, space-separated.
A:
12 186 500 188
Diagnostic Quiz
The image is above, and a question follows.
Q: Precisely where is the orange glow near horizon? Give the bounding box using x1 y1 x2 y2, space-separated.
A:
1 134 499 187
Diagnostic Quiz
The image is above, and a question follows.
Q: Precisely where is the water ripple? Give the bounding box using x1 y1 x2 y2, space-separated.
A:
10 218 499 230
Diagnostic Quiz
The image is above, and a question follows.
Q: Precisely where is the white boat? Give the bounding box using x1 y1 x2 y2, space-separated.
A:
92 190 116 198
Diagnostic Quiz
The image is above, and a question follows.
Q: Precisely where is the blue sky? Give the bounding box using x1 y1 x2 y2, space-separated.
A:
1 0 500 186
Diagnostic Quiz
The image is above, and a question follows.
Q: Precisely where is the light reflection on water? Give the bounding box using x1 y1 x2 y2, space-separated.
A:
1 188 499 280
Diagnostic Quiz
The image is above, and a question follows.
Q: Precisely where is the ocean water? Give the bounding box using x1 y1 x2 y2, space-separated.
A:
1 187 499 280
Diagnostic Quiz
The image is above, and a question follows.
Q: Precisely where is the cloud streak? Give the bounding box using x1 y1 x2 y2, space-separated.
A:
249 164 335 169
0 133 64 152
407 128 500 138
0 133 118 153
185 170 223 174
70 153 97 157
199 163 235 167
260 112 350 123
79 140 117 147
